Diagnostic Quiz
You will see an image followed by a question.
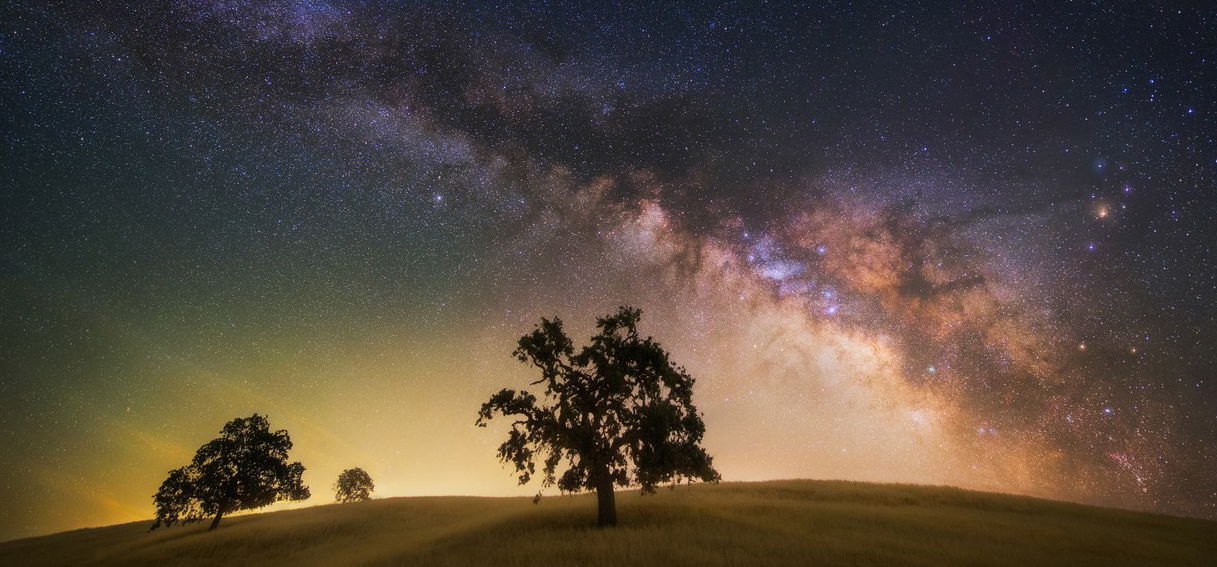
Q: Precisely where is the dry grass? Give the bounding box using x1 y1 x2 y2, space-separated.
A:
2 480 1213 566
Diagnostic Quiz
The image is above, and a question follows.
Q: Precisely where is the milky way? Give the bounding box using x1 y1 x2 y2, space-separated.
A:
2 1 1215 541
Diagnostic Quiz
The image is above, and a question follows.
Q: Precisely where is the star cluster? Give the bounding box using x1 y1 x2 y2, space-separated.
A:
1 1 1214 541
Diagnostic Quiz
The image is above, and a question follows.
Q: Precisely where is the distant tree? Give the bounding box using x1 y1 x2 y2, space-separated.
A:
476 306 719 527
334 467 375 502
151 414 310 531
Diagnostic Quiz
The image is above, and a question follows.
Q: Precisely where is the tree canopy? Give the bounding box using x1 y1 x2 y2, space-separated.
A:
477 306 719 526
151 414 310 530
334 467 375 503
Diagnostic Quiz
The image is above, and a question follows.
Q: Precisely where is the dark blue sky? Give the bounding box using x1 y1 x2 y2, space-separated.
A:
1 0 1214 540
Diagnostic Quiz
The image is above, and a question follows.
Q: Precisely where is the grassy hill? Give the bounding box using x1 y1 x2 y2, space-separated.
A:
2 480 1213 566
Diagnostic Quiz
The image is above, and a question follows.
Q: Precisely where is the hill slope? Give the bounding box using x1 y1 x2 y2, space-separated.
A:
1 480 1213 566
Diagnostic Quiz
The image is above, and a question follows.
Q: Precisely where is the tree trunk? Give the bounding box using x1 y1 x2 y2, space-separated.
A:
208 507 226 531
595 475 617 528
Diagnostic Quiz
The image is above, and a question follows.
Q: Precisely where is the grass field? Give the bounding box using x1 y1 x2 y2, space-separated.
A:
1 480 1213 566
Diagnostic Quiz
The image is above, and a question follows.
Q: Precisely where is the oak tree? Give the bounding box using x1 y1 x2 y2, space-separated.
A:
334 467 375 503
151 414 310 530
477 306 719 527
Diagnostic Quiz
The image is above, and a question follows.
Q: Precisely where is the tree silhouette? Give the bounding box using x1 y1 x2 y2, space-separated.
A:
151 414 310 531
477 306 719 527
334 467 375 502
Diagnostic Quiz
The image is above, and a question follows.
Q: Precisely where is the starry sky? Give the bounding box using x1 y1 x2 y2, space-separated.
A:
2 1 1216 542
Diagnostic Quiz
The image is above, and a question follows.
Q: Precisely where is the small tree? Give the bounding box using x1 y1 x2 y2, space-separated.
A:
151 414 310 530
334 467 375 502
476 306 719 527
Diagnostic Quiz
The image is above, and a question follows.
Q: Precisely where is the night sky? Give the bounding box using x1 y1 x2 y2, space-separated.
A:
2 1 1216 542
